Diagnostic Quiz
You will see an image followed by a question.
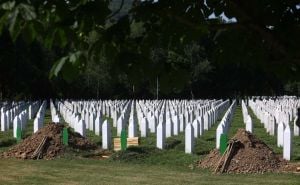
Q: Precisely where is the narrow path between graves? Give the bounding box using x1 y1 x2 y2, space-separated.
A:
227 105 244 138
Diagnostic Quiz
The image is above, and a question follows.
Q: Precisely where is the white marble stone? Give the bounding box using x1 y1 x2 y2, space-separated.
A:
277 122 285 147
33 117 42 133
95 116 102 136
13 116 21 138
102 120 111 149
204 113 209 130
117 116 124 136
77 119 86 137
246 115 253 133
1 111 7 131
156 122 165 149
216 122 224 149
294 116 300 136
192 119 199 138
185 123 194 154
179 114 184 132
128 115 137 138
165 117 173 138
89 113 95 131
283 125 292 160
140 117 148 137
172 115 179 135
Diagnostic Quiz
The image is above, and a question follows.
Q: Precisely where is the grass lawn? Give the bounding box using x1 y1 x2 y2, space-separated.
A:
0 105 299 185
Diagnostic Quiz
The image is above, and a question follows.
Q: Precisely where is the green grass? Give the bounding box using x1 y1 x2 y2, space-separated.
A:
0 107 300 185
0 158 299 185
227 106 245 138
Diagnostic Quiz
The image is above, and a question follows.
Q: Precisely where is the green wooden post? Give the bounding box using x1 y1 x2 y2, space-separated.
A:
63 128 69 146
16 128 22 143
121 130 127 151
220 134 228 154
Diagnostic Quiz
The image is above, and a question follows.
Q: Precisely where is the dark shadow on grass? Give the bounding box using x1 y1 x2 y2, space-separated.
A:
0 138 17 148
165 138 181 149
205 137 215 141
196 150 210 155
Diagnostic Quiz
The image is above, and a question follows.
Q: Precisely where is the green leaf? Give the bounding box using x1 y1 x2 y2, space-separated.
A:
1 1 15 10
49 56 68 79
8 8 19 37
69 51 82 64
0 13 8 35
44 29 57 49
22 22 36 44
55 28 67 48
18 3 36 21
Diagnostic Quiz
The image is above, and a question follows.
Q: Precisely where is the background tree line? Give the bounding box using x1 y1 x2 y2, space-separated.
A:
0 0 299 100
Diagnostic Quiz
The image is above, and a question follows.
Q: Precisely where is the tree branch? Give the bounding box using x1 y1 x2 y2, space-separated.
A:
106 0 125 20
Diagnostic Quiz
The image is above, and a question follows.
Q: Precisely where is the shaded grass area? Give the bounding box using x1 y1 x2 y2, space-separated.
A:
248 107 300 161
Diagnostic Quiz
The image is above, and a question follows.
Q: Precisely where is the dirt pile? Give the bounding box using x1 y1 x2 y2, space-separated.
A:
1 123 97 160
197 128 286 173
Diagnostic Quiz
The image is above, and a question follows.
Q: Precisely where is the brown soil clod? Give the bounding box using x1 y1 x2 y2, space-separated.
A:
1 123 97 160
198 128 287 174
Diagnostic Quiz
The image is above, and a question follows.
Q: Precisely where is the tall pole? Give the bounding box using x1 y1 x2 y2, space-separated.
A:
156 77 159 100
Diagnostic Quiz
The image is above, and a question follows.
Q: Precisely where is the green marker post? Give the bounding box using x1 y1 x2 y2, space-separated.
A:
220 133 228 154
63 128 69 146
16 128 22 143
121 130 127 151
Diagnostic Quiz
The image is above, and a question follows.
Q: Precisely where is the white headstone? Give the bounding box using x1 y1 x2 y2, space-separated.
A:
140 117 148 137
13 116 21 138
33 117 41 133
102 120 111 149
185 123 194 154
95 116 102 136
156 122 165 149
294 117 300 136
77 119 86 137
277 122 284 147
1 111 7 131
192 119 199 138
165 117 173 138
204 113 209 130
89 113 95 131
128 116 137 138
283 125 292 160
245 115 253 133
172 115 179 135
216 123 224 149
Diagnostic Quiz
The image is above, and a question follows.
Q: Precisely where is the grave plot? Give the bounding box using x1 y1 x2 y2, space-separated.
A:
1 123 97 159
198 128 286 173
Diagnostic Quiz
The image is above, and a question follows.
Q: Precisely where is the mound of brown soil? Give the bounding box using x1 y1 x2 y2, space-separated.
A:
1 123 97 160
197 128 287 173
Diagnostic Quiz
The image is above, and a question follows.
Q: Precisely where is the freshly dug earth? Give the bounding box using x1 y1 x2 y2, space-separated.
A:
1 123 97 159
197 128 287 173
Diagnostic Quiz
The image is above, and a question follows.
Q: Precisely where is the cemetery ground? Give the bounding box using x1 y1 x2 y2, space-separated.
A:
0 107 300 184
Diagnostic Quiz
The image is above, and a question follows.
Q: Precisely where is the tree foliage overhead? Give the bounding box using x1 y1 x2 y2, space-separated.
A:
0 0 299 99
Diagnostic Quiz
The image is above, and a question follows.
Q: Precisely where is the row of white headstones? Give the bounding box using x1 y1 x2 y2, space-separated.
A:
215 100 237 149
0 101 47 138
55 99 232 153
248 97 300 160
